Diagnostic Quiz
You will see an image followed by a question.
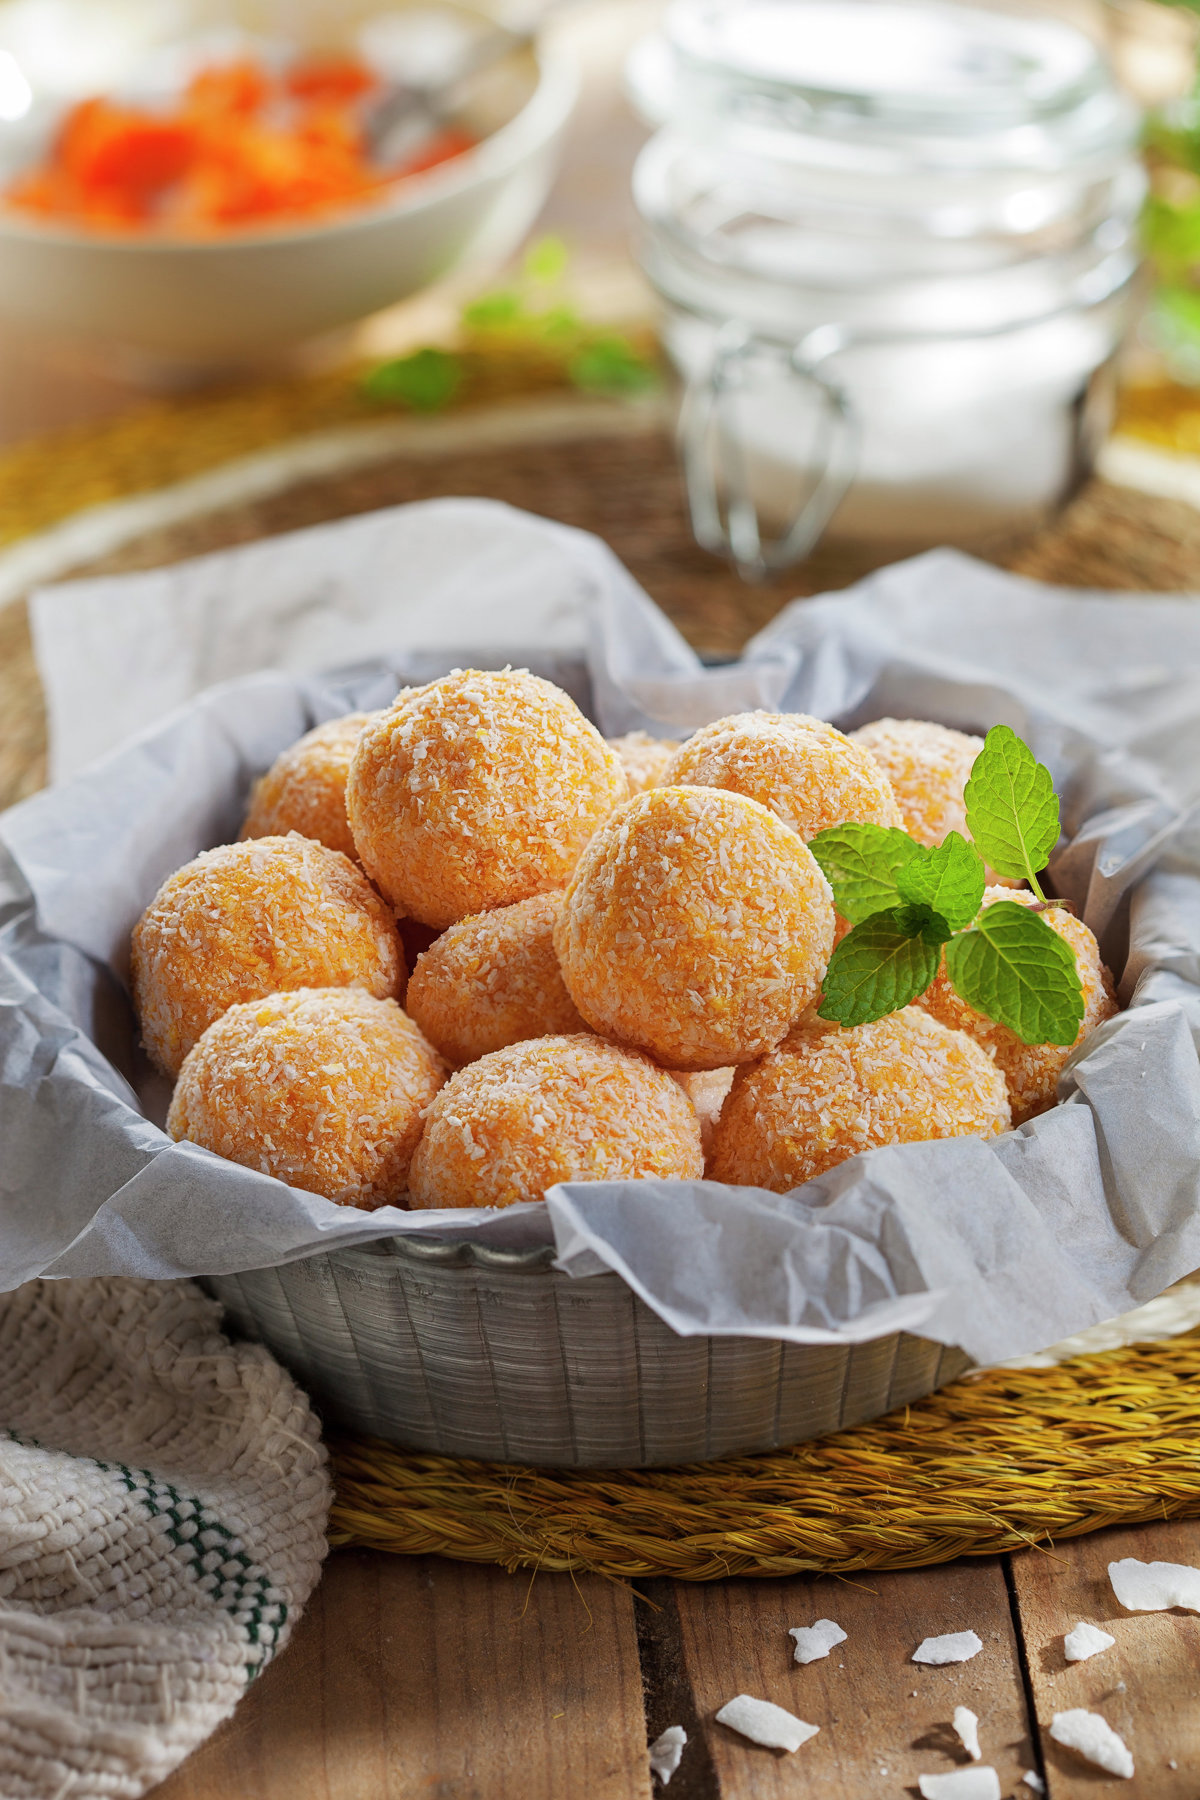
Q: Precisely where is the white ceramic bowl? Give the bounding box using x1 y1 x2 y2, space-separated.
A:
0 12 577 365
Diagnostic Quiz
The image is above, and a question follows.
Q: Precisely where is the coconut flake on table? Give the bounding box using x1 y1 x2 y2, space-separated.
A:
1109 1557 1200 1612
917 1768 1001 1799
913 1631 983 1665
1064 1620 1116 1662
714 1694 819 1752
1050 1709 1135 1779
789 1618 847 1664
648 1725 686 1786
1021 1775 1045 1795
953 1705 981 1760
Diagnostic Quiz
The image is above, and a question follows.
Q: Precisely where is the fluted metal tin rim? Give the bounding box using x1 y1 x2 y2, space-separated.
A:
369 1233 559 1272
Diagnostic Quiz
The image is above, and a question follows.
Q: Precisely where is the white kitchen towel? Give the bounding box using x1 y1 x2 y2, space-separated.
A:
0 1278 330 1799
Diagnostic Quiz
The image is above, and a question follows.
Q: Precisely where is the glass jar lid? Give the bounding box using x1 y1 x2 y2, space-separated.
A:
629 0 1137 170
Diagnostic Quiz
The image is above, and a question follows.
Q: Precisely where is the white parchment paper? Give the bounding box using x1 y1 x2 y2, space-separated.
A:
5 497 1200 1364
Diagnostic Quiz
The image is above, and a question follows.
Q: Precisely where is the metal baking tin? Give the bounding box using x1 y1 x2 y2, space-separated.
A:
206 1234 972 1468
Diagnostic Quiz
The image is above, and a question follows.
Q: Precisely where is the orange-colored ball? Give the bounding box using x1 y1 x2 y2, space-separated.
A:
408 1033 704 1208
554 785 835 1071
168 988 445 1208
850 716 1023 886
915 887 1117 1124
607 730 680 795
405 890 585 1069
347 669 628 928
241 712 379 860
662 711 901 839
708 1008 1012 1191
849 717 982 849
131 833 405 1076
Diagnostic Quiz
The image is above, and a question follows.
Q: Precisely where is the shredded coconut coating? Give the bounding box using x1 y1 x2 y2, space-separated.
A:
240 712 380 860
607 730 680 795
662 711 901 840
408 1032 704 1208
916 886 1118 1125
851 716 1022 886
708 1007 1011 1190
673 1067 735 1154
850 717 983 846
405 890 585 1069
554 786 836 1071
346 669 629 927
131 833 405 1076
167 988 445 1209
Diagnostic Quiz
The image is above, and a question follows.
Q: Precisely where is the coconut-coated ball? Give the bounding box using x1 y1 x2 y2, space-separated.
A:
607 730 680 795
131 833 405 1076
347 669 629 928
407 1033 704 1209
849 717 982 848
405 890 585 1069
661 711 901 840
554 786 835 1071
850 716 1022 886
708 1008 1011 1191
916 886 1117 1124
241 712 380 860
167 989 445 1208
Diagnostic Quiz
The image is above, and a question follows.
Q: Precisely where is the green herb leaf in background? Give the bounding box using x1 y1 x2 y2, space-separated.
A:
362 237 660 413
808 823 926 924
818 905 947 1028
361 346 463 412
460 290 524 329
567 334 659 395
523 233 570 284
943 902 1084 1047
963 725 1059 896
895 830 986 932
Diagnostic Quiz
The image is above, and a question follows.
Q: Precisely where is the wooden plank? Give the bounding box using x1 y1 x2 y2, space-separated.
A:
1010 1518 1200 1798
670 1559 1036 1798
155 1548 652 1800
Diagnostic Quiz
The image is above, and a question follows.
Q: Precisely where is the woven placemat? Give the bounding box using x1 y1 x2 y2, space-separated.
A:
328 1329 1200 1576
5 405 1200 809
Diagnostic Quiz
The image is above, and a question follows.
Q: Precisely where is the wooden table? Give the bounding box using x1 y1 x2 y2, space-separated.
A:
157 1516 1200 1798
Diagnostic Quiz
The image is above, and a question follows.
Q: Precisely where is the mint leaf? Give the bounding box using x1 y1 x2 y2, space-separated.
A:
895 830 985 932
818 906 944 1028
567 334 658 395
808 824 926 924
461 290 524 329
523 234 570 284
361 347 462 411
944 901 1084 1047
964 725 1059 897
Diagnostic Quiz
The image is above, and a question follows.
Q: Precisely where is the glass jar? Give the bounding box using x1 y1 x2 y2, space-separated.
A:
629 0 1145 577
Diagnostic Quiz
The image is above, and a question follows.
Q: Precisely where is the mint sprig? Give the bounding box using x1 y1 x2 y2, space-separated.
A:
812 725 1084 1052
808 823 924 923
943 902 1085 1047
819 907 947 1028
894 830 985 932
963 725 1059 899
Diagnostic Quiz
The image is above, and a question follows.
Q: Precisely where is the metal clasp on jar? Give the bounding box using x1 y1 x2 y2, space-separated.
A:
680 320 859 582
678 260 1137 583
